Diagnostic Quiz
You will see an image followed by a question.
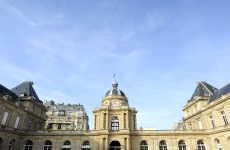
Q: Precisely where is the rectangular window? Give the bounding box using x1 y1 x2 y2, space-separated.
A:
198 121 202 129
78 118 82 123
52 111 55 116
210 116 215 128
221 111 228 124
50 118 54 121
59 111 65 116
77 124 80 129
189 123 192 129
1 112 9 125
66 125 70 130
14 116 20 128
59 118 63 122
68 112 72 116
68 118 71 121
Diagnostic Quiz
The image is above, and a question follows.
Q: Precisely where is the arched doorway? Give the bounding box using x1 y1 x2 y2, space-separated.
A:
109 141 121 150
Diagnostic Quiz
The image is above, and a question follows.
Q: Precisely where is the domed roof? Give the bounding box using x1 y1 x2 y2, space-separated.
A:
105 81 126 97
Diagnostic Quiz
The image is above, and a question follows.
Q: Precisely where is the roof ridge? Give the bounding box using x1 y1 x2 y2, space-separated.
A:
200 82 213 95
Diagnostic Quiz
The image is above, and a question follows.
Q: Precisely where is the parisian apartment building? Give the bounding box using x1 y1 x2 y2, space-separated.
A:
43 100 89 130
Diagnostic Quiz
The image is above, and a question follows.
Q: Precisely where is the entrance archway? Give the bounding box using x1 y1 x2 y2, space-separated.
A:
109 141 121 150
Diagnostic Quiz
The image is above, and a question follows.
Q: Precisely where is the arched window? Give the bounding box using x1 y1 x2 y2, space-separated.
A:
140 141 148 150
43 140 52 150
159 141 167 150
23 140 33 150
178 140 186 150
82 141 90 150
62 141 71 150
7 139 15 150
197 140 205 150
215 139 222 150
47 124 52 129
111 116 119 130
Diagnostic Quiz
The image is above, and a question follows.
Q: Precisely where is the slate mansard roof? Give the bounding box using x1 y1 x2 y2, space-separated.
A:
0 84 18 101
11 81 41 102
105 81 126 97
189 81 218 102
189 81 230 103
209 83 230 103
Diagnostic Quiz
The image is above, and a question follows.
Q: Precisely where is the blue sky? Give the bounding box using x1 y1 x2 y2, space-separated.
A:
1 0 230 129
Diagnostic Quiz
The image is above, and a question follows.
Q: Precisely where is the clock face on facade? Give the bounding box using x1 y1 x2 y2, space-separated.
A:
113 102 117 106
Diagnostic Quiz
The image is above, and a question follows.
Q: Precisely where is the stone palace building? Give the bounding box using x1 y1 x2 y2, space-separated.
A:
0 80 230 150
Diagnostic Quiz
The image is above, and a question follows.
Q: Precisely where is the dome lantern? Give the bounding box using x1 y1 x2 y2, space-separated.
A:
105 81 126 97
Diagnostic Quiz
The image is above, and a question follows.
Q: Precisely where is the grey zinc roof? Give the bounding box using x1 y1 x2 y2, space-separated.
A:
209 83 230 103
0 84 18 101
11 81 41 102
189 81 218 102
105 81 126 97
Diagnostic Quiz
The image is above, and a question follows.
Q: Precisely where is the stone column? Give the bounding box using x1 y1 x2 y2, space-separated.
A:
127 138 130 150
122 112 124 129
126 111 129 129
106 113 108 129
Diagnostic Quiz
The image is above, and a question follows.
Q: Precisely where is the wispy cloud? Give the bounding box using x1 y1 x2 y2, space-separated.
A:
0 2 64 26
142 13 166 31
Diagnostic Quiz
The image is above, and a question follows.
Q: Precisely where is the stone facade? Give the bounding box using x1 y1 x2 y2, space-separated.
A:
0 80 230 150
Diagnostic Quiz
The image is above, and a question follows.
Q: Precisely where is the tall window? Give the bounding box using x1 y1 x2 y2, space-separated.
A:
82 141 90 150
178 140 186 150
14 116 20 128
62 141 71 150
134 115 136 130
111 116 119 130
43 140 52 150
221 111 228 124
197 140 205 150
52 111 55 116
47 124 52 129
59 111 65 116
58 124 62 129
140 141 148 150
1 112 9 125
27 121 32 130
215 139 222 150
7 139 14 150
159 141 167 150
210 116 215 128
23 140 33 150
78 118 82 123
198 121 202 129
